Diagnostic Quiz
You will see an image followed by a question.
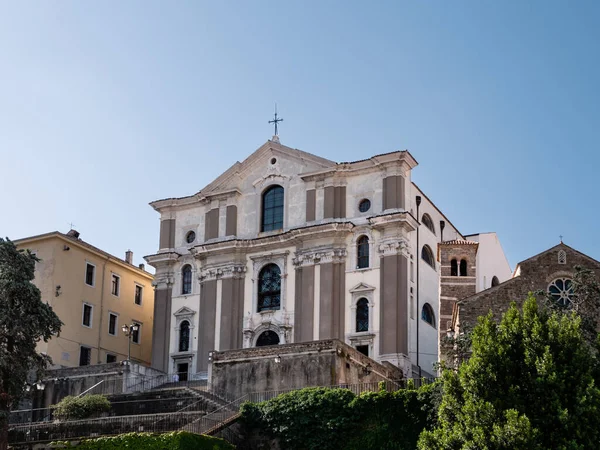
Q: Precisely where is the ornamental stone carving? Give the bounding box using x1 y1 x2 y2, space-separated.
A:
199 263 246 281
378 238 410 258
292 247 347 267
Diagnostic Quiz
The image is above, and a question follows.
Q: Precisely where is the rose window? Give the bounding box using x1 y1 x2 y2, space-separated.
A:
548 278 574 307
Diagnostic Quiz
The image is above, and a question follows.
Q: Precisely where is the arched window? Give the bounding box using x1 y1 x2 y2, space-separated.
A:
421 245 435 269
357 235 369 269
356 298 369 332
181 265 192 295
450 259 458 276
258 264 281 312
179 320 190 352
256 330 280 347
421 303 435 327
460 259 468 276
421 214 435 234
491 276 500 287
261 185 284 232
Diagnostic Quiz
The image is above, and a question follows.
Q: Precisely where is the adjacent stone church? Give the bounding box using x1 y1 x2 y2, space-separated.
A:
450 243 600 337
144 137 511 378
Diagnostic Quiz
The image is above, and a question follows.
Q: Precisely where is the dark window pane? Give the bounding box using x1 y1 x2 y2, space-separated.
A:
86 264 95 285
256 330 280 347
261 186 284 232
79 347 91 366
106 354 117 363
356 298 369 332
135 285 142 305
422 304 435 327
132 324 140 344
422 246 435 269
109 314 117 335
179 321 190 352
83 305 92 327
182 265 192 295
258 264 281 312
357 236 369 269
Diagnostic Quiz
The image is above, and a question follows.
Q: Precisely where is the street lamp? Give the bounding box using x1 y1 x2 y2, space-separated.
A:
122 323 140 362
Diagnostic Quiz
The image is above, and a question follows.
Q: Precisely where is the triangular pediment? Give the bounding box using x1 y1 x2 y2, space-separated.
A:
349 282 376 293
514 243 600 276
197 140 336 196
173 306 196 317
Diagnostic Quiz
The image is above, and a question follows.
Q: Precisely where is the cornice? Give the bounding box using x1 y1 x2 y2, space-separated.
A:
368 211 417 232
191 222 355 258
144 251 181 268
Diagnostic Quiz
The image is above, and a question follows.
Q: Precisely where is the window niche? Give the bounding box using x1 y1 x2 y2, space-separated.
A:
251 253 289 315
349 283 375 354
421 303 436 328
421 245 435 270
181 264 193 295
173 307 196 356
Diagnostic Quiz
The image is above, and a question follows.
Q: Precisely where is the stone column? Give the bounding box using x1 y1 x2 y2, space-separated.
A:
378 238 411 375
219 265 246 351
197 272 217 372
151 278 173 372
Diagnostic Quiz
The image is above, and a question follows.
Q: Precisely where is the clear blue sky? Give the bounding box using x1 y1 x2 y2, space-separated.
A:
1 1 599 270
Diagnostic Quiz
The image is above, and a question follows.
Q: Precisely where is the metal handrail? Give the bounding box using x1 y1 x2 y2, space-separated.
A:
9 377 438 443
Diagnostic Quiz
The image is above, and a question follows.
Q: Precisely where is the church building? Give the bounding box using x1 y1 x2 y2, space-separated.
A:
145 137 511 378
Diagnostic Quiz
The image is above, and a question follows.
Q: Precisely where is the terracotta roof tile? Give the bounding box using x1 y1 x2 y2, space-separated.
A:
440 239 479 245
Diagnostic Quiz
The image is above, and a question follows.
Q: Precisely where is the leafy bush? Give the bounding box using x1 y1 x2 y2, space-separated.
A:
240 383 437 450
52 395 111 421
419 295 600 449
52 431 235 449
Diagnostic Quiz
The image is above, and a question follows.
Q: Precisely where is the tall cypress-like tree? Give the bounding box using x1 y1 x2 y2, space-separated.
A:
419 295 600 449
0 238 62 449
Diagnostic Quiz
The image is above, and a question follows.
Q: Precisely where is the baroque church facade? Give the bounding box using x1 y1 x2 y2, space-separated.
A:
145 138 511 378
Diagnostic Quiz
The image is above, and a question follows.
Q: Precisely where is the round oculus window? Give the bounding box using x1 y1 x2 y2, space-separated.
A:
270 157 277 165
358 199 371 213
548 277 574 307
185 231 196 244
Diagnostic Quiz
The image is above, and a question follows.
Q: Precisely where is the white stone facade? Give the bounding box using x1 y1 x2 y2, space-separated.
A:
145 139 511 377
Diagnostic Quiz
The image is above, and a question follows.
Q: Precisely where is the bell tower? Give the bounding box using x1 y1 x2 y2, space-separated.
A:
438 240 478 363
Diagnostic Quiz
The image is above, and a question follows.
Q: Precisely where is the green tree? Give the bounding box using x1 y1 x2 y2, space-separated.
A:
419 295 600 449
0 238 62 450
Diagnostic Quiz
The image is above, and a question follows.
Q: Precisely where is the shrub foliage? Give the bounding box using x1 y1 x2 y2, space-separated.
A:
419 295 600 449
52 431 235 449
52 395 111 421
240 383 439 450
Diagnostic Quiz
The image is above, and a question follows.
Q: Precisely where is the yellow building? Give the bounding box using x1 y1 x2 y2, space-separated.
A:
14 230 154 368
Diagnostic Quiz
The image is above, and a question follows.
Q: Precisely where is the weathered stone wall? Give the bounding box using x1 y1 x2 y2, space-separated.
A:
209 339 403 398
456 244 600 331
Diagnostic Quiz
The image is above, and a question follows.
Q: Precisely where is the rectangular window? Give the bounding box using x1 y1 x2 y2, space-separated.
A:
410 261 414 282
106 354 117 363
108 313 118 336
85 263 95 286
79 347 91 366
111 274 120 296
132 323 141 344
134 285 143 305
82 304 93 327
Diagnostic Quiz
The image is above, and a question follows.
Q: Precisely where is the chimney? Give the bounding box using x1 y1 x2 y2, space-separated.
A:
66 229 80 239
125 250 133 264
138 263 145 271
